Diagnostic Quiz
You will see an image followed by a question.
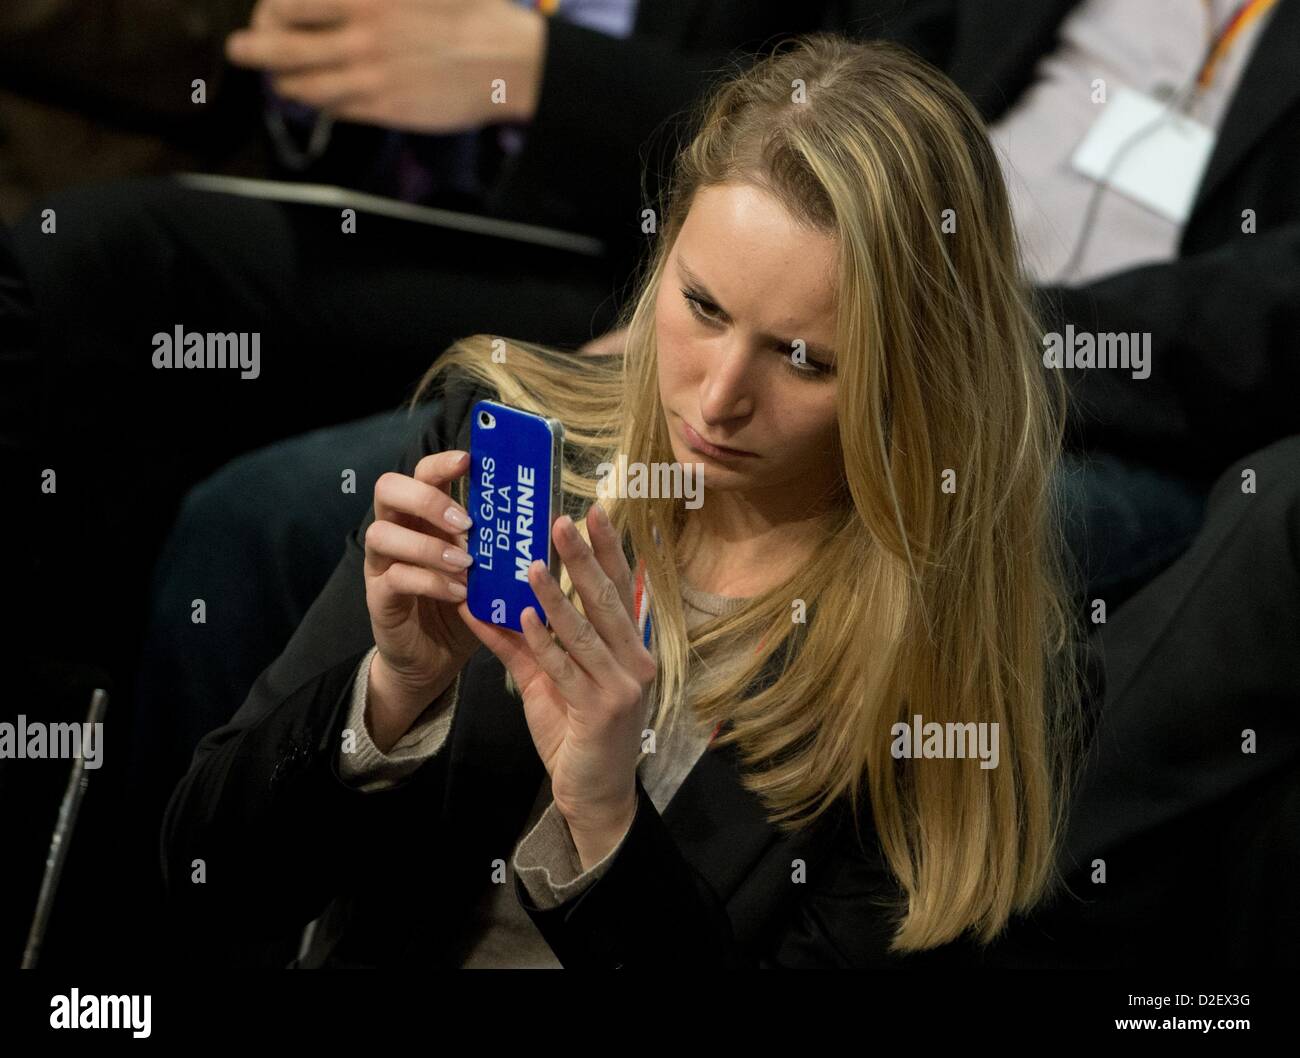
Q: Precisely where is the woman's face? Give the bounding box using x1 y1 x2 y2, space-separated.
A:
655 181 841 508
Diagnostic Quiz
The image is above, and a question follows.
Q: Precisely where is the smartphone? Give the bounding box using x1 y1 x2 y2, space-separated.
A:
466 398 565 632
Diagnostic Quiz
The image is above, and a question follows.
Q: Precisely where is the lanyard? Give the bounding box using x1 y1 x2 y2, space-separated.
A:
633 556 653 650
1197 0 1279 88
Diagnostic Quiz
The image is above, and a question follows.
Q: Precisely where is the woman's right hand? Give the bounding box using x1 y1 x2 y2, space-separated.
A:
363 449 482 726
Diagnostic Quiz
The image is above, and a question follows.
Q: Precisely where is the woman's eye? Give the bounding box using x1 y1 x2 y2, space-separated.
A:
682 289 721 324
783 354 836 380
681 287 835 380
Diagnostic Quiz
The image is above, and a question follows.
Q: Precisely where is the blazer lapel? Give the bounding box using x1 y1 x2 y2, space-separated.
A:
657 648 795 904
1191 0 1300 216
449 640 787 910
660 738 784 903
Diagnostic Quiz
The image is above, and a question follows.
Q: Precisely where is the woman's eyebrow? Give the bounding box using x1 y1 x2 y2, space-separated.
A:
677 256 836 362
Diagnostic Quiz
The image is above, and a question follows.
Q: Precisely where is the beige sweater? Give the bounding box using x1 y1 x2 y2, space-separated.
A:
337 580 752 967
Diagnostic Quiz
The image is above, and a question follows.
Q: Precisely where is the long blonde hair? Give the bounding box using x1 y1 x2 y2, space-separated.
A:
406 34 1085 953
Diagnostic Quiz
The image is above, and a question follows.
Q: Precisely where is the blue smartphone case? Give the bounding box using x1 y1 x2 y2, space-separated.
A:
467 398 564 632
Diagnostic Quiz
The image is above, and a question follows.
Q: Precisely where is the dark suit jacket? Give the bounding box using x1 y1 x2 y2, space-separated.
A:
489 0 1300 477
159 362 1105 968
0 1 270 222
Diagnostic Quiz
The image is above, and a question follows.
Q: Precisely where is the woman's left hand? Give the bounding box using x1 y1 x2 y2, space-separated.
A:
459 503 657 862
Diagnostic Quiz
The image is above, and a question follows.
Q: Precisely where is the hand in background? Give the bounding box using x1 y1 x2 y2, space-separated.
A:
227 0 547 133
577 325 630 356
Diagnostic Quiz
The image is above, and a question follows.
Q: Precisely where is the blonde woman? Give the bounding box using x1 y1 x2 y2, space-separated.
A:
163 34 1090 968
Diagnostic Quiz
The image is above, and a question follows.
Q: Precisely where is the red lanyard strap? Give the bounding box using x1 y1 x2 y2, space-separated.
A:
1197 0 1279 88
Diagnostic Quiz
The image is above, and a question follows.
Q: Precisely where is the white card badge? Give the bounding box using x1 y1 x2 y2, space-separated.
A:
1070 85 1217 224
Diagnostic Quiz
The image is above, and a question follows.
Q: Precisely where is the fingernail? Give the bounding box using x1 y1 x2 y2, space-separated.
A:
444 506 472 531
443 546 473 569
448 580 467 599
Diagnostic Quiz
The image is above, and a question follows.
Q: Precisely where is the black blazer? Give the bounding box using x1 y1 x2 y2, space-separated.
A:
492 0 1300 477
159 363 1105 968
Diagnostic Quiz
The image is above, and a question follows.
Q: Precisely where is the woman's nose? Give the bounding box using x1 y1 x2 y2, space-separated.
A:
699 339 756 420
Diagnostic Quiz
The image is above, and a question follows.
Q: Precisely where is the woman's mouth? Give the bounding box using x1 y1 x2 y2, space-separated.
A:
680 418 756 459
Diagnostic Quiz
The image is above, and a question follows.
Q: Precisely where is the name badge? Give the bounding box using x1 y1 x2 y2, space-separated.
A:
1070 85 1216 224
